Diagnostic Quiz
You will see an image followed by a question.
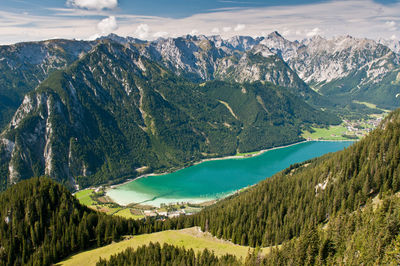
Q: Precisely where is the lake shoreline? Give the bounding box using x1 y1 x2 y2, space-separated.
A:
110 138 355 189
107 140 309 191
104 139 355 206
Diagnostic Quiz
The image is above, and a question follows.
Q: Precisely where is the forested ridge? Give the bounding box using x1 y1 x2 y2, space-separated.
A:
96 195 400 265
257 193 400 264
0 177 166 265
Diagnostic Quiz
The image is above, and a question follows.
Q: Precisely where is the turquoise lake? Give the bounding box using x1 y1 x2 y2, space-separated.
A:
107 141 353 207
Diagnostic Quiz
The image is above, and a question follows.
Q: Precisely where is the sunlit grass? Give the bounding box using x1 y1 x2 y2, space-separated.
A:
57 227 273 266
74 189 96 206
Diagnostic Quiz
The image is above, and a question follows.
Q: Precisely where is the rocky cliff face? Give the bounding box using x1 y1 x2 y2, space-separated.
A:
129 33 400 108
0 39 95 129
135 34 320 104
259 34 400 108
290 35 399 85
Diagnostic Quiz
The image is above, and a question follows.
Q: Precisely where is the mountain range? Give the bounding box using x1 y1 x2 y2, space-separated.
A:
0 41 337 190
1 32 399 129
1 31 400 189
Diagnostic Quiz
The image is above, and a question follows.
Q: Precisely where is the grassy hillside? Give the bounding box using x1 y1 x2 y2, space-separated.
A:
96 242 241 266
62 195 400 265
58 227 271 266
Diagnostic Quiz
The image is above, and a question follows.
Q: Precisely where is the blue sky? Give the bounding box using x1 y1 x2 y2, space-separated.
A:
2 0 332 18
0 0 400 44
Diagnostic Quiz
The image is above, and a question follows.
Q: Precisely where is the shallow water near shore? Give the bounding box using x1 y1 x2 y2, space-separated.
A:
107 141 353 207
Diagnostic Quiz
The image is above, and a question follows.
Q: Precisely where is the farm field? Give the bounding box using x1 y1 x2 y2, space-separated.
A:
302 125 352 140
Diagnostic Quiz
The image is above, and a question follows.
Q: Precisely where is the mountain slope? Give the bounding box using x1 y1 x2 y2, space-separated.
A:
285 35 400 108
258 193 400 265
0 34 317 132
213 48 326 106
0 39 95 129
136 35 322 105
1 32 400 131
0 41 337 190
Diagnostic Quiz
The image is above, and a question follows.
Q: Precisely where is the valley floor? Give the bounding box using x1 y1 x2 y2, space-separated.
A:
75 139 356 219
302 112 386 141
56 227 272 266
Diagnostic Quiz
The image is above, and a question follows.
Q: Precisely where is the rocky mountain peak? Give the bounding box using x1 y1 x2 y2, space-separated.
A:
379 38 400 54
226 35 258 51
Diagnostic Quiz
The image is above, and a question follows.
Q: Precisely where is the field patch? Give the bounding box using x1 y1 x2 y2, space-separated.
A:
74 189 96 206
302 125 351 140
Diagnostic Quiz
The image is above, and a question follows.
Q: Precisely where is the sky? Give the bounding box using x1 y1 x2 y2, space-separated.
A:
0 0 400 44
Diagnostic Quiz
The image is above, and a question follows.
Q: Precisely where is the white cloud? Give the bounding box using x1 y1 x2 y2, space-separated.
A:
385 20 397 31
153 31 168 38
2 0 400 44
234 24 245 31
67 0 118 10
306 27 322 37
97 16 118 34
211 27 220 33
134 24 149 39
190 29 199 35
391 34 397 40
386 21 396 27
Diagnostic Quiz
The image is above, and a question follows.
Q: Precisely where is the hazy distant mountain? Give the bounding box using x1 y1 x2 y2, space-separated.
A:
137 34 317 102
379 38 400 54
208 33 400 109
291 35 400 108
